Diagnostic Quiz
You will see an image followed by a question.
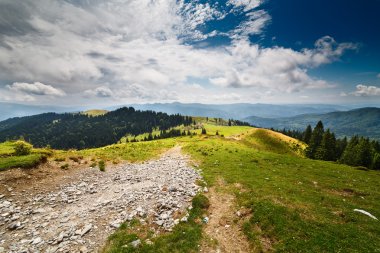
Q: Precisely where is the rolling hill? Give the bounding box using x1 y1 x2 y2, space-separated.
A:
0 107 192 149
245 107 380 139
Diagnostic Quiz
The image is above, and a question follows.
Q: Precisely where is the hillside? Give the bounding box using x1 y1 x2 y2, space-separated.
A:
245 107 380 139
0 125 379 252
0 107 193 149
124 102 351 119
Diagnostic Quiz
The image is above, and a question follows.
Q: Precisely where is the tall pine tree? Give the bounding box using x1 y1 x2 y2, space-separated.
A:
306 121 324 159
303 125 312 144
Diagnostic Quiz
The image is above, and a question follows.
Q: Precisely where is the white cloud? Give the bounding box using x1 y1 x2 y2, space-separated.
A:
6 82 66 96
84 86 113 98
351 84 380 96
377 73 380 78
0 0 357 105
227 0 263 12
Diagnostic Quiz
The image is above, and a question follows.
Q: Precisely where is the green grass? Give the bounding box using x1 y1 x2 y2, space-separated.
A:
0 141 51 170
56 138 177 163
0 154 46 170
0 141 17 156
82 109 109 116
183 128 380 252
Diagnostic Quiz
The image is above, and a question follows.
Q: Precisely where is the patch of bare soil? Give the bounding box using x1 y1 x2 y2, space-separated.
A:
201 180 251 253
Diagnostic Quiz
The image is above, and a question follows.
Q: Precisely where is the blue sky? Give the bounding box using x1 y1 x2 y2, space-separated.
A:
0 0 379 106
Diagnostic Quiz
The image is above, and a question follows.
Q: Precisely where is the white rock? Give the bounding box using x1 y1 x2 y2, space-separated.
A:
130 239 141 248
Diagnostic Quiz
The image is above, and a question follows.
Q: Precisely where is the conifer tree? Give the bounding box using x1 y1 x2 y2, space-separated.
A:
315 129 336 161
306 121 324 159
372 153 380 170
303 125 312 144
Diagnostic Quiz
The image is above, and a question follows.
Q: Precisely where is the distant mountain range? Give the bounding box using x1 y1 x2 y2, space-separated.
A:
118 102 353 119
1 102 379 140
245 107 380 140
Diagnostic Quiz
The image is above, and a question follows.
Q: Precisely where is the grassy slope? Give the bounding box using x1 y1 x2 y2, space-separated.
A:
1 124 379 252
184 127 380 252
82 109 109 116
0 141 52 170
102 125 379 252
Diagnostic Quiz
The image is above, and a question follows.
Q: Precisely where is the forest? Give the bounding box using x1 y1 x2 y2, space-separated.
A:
277 121 380 170
0 107 193 149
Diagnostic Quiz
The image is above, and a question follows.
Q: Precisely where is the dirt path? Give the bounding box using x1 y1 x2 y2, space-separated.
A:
201 181 251 253
0 147 201 253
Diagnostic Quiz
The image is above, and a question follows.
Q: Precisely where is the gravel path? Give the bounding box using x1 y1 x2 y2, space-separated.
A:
0 147 201 253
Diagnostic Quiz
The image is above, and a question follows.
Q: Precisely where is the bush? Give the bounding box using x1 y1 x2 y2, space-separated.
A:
60 163 69 170
14 141 33 156
99 160 106 171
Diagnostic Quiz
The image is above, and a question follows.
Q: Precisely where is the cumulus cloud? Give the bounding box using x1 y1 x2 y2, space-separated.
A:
84 86 113 98
227 0 263 12
0 0 357 104
6 82 66 96
351 84 380 96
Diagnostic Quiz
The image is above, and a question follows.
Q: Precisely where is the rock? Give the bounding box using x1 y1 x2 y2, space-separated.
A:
80 224 92 236
203 187 209 193
145 239 153 245
203 217 209 224
130 239 141 248
0 247 4 253
79 246 88 253
31 237 43 245
7 221 21 230
236 211 241 217
160 213 169 220
109 220 121 228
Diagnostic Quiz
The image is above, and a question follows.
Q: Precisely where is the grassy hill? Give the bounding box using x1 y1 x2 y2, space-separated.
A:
82 109 109 116
1 124 379 252
245 107 380 140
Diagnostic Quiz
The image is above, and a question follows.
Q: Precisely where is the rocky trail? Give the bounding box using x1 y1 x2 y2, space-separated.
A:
0 147 202 253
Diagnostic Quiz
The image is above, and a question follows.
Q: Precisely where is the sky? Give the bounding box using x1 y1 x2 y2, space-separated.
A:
0 0 379 107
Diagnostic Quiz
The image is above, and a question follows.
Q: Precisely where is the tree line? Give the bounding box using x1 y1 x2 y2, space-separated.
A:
0 107 194 150
276 121 380 170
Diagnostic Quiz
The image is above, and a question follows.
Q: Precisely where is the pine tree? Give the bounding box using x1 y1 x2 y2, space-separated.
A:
372 153 380 170
340 136 359 165
355 138 372 168
315 129 336 161
201 128 207 134
306 121 324 159
336 137 347 159
303 125 312 144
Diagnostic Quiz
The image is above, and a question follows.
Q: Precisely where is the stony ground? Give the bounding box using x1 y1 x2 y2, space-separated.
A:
0 147 201 253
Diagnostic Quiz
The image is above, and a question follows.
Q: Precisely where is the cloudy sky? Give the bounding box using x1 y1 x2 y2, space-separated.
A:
0 0 379 107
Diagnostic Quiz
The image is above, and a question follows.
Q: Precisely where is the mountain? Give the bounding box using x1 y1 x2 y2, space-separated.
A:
0 102 369 122
245 107 380 140
0 107 192 149
0 102 86 121
116 102 352 119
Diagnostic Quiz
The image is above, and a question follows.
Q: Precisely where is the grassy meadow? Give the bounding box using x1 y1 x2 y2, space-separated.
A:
1 122 379 252
0 141 52 170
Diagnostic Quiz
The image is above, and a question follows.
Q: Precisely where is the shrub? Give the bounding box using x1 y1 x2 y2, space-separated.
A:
14 141 33 156
99 160 106 171
60 163 69 170
90 162 97 168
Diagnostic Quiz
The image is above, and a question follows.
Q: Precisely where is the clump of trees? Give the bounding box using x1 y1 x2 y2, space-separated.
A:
277 121 380 170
